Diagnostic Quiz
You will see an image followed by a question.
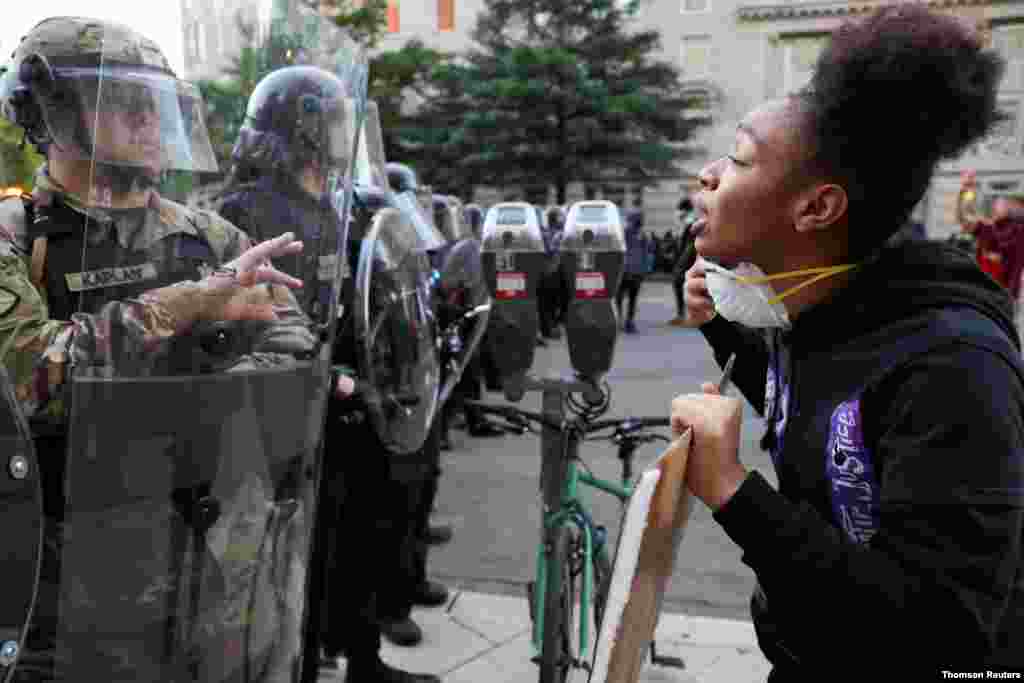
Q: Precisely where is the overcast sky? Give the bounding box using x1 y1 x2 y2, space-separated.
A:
2 2 186 76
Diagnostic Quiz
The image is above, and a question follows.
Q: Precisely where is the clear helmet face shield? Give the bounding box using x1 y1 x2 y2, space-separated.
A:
4 10 369 682
0 56 218 177
355 100 390 191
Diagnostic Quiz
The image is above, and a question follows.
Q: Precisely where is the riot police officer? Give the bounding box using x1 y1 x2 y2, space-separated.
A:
217 69 439 683
0 16 322 681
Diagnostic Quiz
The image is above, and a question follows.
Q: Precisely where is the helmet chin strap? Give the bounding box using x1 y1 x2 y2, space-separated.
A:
96 163 160 195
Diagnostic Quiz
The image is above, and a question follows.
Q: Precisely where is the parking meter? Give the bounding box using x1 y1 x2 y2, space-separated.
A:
481 202 548 401
559 200 626 380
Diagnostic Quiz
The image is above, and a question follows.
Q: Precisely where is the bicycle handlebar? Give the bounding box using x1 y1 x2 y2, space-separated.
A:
584 416 671 433
465 400 670 435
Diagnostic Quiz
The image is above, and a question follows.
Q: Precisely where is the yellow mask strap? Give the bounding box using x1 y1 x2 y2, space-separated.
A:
736 264 858 305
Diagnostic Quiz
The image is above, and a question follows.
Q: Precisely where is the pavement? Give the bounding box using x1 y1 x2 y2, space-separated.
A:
318 589 771 682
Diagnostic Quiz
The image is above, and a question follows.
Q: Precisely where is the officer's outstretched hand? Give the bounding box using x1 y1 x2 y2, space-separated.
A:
671 382 746 512
199 232 304 322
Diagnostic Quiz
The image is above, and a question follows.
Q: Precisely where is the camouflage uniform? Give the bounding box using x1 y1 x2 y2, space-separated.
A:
0 168 313 428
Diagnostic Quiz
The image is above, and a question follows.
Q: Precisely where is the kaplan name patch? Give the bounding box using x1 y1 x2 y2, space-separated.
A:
65 263 158 292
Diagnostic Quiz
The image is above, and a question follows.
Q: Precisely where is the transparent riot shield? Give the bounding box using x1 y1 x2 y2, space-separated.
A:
7 10 367 682
0 364 42 683
355 208 439 454
387 164 446 250
433 195 491 406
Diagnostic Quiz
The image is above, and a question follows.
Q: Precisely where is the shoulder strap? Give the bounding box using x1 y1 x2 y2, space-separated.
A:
20 195 48 293
30 236 48 292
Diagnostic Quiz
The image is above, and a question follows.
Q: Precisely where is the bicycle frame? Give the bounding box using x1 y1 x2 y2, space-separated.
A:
526 377 633 663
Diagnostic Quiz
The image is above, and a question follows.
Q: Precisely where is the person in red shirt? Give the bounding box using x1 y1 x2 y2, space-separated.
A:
965 193 1024 301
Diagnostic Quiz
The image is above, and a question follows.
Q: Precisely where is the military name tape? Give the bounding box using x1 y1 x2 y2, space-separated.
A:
65 263 158 292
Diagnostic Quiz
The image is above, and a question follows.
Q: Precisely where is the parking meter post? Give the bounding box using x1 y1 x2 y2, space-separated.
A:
540 383 568 521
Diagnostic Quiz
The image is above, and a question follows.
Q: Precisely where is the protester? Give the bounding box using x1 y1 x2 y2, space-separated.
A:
963 192 1024 297
675 5 1024 677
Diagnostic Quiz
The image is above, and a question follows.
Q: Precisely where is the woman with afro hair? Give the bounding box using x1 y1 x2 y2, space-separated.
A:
672 5 1024 678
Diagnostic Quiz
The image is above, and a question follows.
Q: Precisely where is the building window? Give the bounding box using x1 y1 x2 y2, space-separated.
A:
994 23 1024 92
387 0 400 33
782 35 827 94
680 36 712 81
438 0 455 31
681 0 709 13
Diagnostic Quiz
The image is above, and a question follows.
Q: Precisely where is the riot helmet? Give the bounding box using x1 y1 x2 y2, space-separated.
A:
387 161 419 194
546 205 566 232
386 161 445 249
0 16 217 180
433 194 471 242
464 203 485 240
232 65 356 182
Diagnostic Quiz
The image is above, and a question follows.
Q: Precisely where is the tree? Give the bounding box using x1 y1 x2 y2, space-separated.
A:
0 118 44 191
399 0 703 203
314 0 390 50
369 41 449 162
318 1 450 165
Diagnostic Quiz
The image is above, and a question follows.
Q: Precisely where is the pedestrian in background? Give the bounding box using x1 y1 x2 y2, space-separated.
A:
675 5 1023 677
616 198 649 334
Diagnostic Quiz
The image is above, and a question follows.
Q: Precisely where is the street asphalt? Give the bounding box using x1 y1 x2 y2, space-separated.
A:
427 281 778 622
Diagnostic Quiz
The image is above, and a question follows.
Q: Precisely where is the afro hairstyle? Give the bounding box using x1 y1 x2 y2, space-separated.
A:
798 4 1005 256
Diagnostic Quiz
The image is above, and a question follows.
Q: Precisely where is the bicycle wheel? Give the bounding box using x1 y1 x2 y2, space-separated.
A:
540 524 574 683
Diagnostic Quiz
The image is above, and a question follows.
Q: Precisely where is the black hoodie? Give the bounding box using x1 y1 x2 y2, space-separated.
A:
699 241 1024 677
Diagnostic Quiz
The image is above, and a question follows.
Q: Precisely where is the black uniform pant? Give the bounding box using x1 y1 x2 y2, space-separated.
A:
398 421 443 615
318 401 429 661
616 274 643 324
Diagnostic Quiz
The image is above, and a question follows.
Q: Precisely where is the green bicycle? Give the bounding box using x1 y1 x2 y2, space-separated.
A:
469 387 671 683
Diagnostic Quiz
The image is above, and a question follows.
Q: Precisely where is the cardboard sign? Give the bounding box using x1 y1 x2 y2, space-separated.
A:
496 272 528 299
575 271 608 299
589 430 694 683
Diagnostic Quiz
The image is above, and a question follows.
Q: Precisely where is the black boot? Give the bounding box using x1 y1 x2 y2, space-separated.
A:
345 657 440 683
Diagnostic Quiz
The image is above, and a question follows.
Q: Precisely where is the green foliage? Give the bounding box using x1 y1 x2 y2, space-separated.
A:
369 40 450 162
317 0 390 49
397 0 703 202
0 118 44 190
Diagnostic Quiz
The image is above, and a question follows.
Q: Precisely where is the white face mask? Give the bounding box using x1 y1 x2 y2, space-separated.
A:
700 258 858 330
702 259 792 329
